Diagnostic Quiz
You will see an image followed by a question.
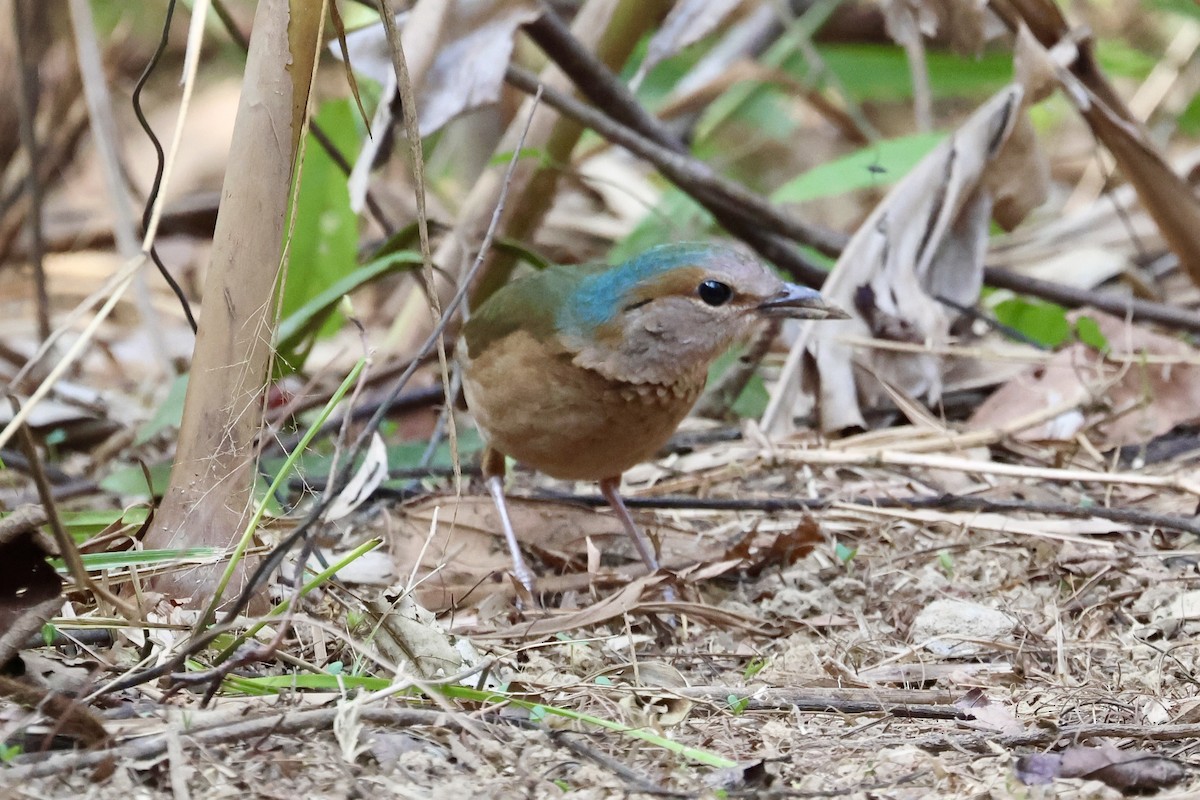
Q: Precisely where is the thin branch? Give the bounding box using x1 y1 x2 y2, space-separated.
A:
528 489 1200 537
12 0 50 340
984 265 1200 335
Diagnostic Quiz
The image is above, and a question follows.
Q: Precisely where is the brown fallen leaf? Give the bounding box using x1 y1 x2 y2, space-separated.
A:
969 310 1200 448
954 687 1024 735
1016 741 1186 791
723 517 822 578
391 494 717 607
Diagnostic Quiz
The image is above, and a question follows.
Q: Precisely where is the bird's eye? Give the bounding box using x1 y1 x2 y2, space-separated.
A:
697 280 732 306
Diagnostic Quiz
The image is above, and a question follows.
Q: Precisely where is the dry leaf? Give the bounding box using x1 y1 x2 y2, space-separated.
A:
0 526 62 668
629 0 746 90
612 661 693 726
324 432 389 522
955 687 1024 734
1016 742 1186 791
723 517 822 578
391 494 708 609
969 311 1200 448
765 82 1048 434
336 0 540 210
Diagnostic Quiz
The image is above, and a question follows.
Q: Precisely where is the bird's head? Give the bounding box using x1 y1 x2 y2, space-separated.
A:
559 243 845 385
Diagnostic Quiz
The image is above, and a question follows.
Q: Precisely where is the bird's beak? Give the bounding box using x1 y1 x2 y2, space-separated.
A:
757 283 849 320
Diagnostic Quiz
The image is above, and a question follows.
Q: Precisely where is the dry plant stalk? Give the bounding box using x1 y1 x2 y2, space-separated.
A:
145 0 326 607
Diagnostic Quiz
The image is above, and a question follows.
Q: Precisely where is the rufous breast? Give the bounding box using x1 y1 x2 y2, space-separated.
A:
460 329 705 481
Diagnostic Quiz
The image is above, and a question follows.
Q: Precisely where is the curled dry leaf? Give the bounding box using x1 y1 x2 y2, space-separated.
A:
969 311 1200 448
0 512 62 668
336 0 541 209
612 661 693 727
323 432 389 523
365 594 477 679
629 0 747 91
954 687 1024 735
765 80 1048 434
1016 742 1186 791
722 517 822 578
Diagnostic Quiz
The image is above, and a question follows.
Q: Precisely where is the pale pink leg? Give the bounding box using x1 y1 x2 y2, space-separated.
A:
486 474 537 598
599 473 682 612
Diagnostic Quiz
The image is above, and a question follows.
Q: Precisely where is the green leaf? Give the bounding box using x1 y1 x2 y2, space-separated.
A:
993 298 1070 348
275 249 425 362
743 657 768 679
135 373 189 445
279 98 361 364
41 622 57 647
1150 0 1200 16
1180 92 1200 136
726 694 750 715
487 147 553 169
1074 316 1109 352
55 507 151 542
705 348 771 419
771 132 945 204
1094 39 1156 80
806 45 1013 102
100 461 172 497
52 547 223 573
835 541 857 564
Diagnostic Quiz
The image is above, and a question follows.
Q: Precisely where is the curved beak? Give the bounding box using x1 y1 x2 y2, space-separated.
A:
757 283 848 320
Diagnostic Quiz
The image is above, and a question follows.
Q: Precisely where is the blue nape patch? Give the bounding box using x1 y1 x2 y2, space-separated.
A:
558 243 723 336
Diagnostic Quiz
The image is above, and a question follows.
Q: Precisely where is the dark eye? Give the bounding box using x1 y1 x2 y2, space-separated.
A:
698 280 732 306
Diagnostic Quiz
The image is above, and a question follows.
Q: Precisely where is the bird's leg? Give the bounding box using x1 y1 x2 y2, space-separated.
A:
483 447 537 602
599 476 676 602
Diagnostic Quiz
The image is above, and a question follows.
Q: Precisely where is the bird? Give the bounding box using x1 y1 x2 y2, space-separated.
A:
458 242 845 600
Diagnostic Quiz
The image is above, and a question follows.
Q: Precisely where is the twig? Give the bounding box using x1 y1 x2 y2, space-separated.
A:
984 265 1200 335
374 0 460 494
674 686 969 720
777 446 1200 496
909 721 1200 752
2 706 458 780
11 407 140 621
12 0 50 340
68 0 173 373
527 490 1200 537
553 731 690 798
504 64 838 288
